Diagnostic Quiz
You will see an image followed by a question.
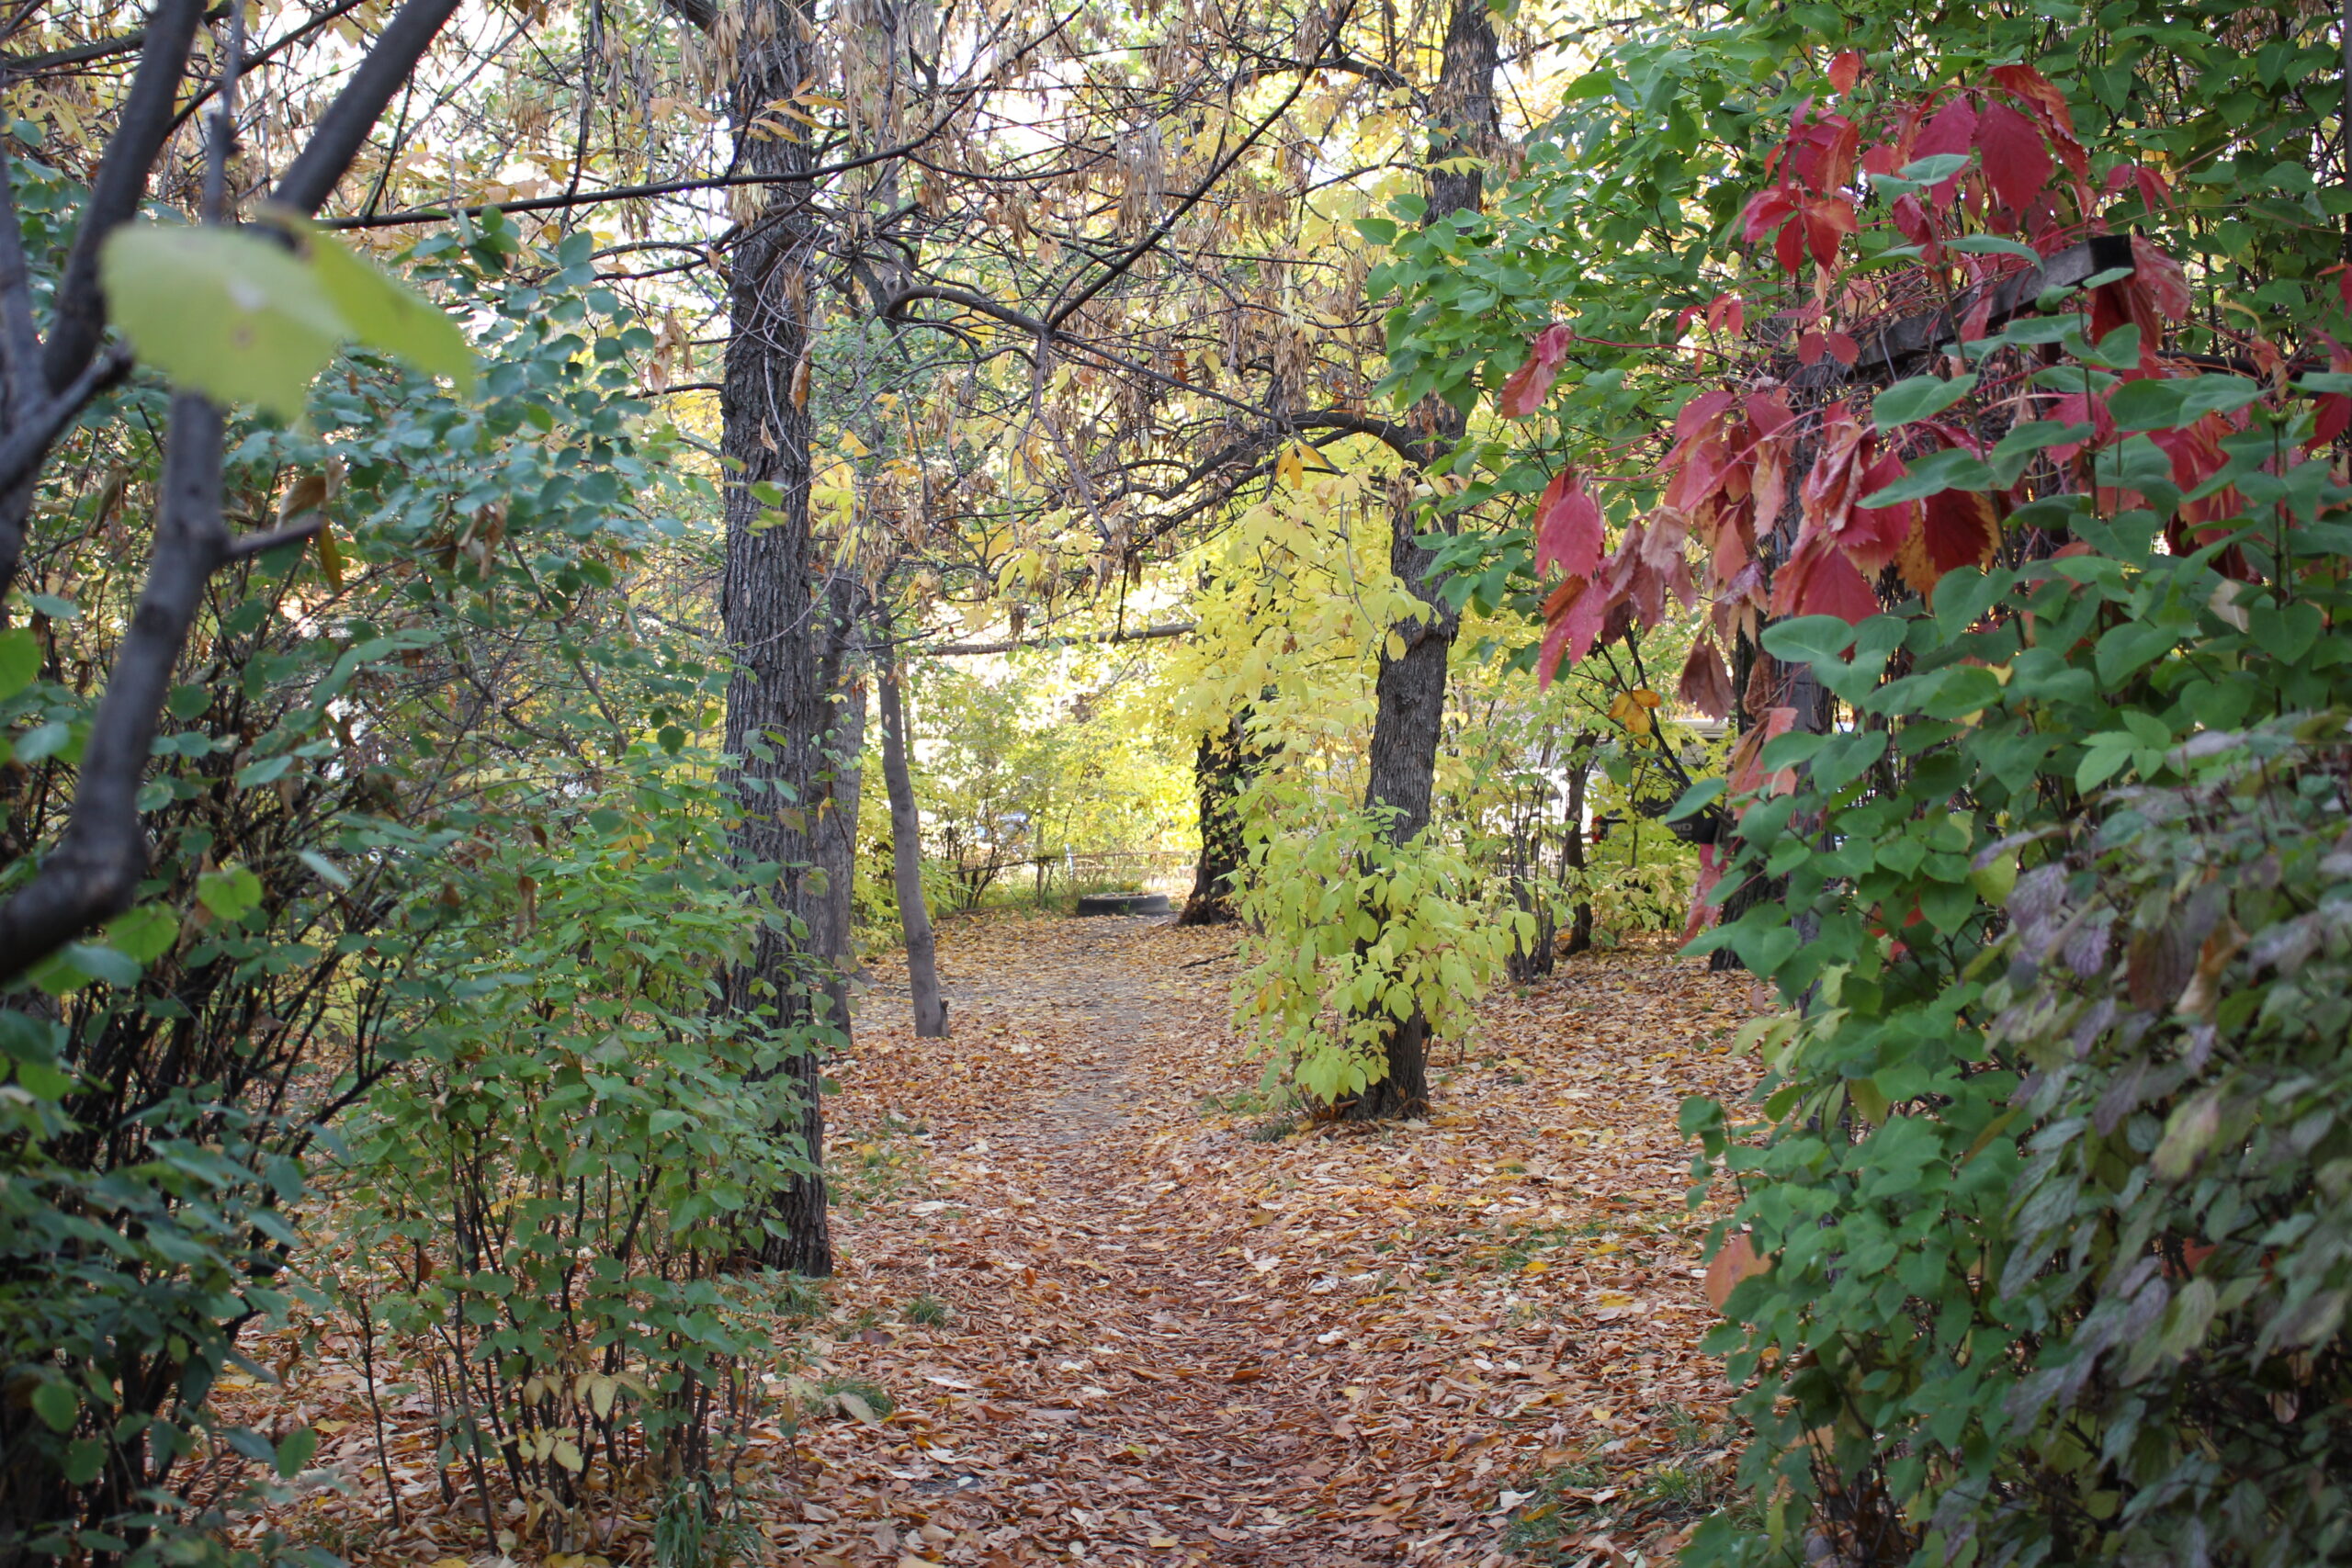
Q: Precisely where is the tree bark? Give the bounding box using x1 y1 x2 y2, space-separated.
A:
710 0 838 1276
876 623 947 1036
1562 758 1593 957
1340 0 1495 1122
1179 715 1254 926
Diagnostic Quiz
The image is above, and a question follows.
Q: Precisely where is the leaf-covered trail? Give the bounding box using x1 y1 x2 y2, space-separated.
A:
783 913 1761 1567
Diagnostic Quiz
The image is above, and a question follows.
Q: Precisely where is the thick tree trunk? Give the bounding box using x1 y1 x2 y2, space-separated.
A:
1179 715 1254 926
876 628 947 1036
714 0 836 1276
1340 0 1495 1122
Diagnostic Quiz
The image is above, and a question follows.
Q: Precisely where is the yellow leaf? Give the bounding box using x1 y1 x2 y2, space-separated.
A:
1276 444 1305 488
552 1438 584 1472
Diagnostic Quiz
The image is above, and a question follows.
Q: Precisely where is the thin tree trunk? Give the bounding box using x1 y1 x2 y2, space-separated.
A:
1179 714 1253 926
876 624 947 1036
713 0 835 1276
1340 0 1495 1122
1562 758 1593 956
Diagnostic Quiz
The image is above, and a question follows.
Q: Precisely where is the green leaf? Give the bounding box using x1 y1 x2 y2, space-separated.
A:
196 864 265 922
1860 446 1993 504
1664 777 1724 822
14 719 67 764
62 1438 106 1484
297 850 351 890
103 904 178 964
1873 373 1978 428
0 626 39 699
305 231 477 390
2095 619 2178 684
30 1381 76 1433
1761 615 1862 664
1944 234 2043 264
274 1426 318 1478
15 1058 74 1100
99 224 344 421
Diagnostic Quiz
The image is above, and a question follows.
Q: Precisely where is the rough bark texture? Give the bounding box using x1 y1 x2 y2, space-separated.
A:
713 0 838 1275
1340 0 1495 1122
1178 716 1254 926
877 631 948 1036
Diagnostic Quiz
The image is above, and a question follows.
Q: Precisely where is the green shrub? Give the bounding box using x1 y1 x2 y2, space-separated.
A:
331 750 814 1551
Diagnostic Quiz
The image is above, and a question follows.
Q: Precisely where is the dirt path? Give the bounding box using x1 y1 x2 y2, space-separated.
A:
780 914 1760 1568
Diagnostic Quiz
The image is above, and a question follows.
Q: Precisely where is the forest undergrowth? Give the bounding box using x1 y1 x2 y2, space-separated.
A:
220 913 1758 1568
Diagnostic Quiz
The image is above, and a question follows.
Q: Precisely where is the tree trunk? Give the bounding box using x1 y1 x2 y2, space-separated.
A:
1340 0 1496 1122
713 0 836 1276
876 625 947 1036
1562 759 1593 957
1179 714 1254 926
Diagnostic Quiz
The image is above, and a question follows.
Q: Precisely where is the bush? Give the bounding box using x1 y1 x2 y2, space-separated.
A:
1233 788 1526 1105
329 750 815 1554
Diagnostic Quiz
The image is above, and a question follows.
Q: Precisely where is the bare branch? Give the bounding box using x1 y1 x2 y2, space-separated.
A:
925 621 1194 658
0 395 225 983
41 0 205 393
271 0 466 215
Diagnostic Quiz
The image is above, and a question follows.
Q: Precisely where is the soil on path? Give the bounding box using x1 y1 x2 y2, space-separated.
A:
780 913 1760 1567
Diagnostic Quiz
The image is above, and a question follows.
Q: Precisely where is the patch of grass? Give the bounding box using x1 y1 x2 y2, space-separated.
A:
1501 1415 1747 1561
1199 1086 1277 1118
1246 1109 1301 1142
832 1111 930 1210
817 1374 895 1418
903 1292 951 1326
768 1271 830 1323
651 1474 762 1568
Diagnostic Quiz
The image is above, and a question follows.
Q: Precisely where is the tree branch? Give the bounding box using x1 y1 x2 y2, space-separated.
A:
41 0 204 394
0 396 225 983
271 0 466 214
924 622 1194 658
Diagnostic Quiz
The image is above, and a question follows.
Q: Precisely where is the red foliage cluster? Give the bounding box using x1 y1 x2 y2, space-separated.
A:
1518 62 2283 697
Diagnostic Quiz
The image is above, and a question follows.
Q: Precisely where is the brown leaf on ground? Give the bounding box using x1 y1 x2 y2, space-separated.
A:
224 910 1761 1566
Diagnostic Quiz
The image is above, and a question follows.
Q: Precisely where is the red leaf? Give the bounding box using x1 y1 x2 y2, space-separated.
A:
2318 394 2352 446
1773 214 1806 275
1828 49 1863 95
1826 332 1860 367
1532 469 1605 581
1678 633 1735 720
1498 322 1573 418
1798 402 1870 540
1798 331 1826 367
1913 99 1977 204
1682 841 1727 944
1675 388 1738 441
1536 573 1609 686
1988 63 2068 124
1842 450 1915 574
1917 489 1999 579
2324 263 2352 315
1727 705 1800 802
1706 292 1746 337
2131 234 2191 321
1802 196 1857 267
1740 184 1799 243
1976 101 2052 214
1770 531 1879 624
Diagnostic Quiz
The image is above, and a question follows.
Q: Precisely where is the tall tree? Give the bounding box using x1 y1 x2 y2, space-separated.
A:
664 0 842 1274
1340 0 1496 1121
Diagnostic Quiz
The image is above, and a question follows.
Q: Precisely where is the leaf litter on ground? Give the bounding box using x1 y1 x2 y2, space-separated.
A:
222 909 1761 1566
